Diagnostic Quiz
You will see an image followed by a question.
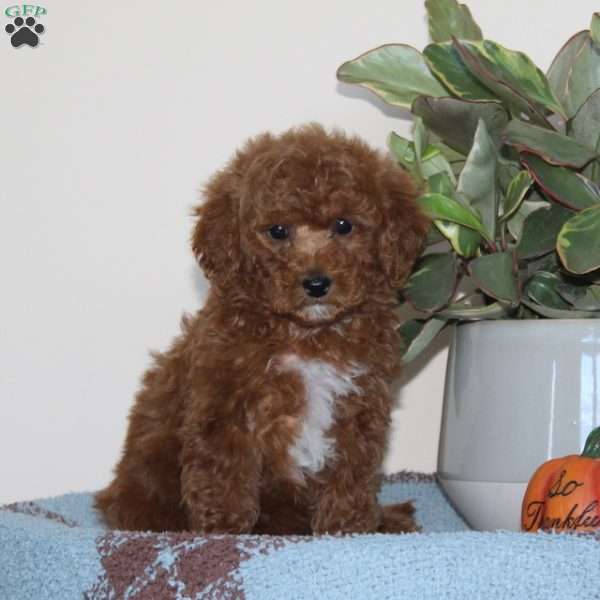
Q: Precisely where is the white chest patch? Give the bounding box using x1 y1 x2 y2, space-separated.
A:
278 354 366 474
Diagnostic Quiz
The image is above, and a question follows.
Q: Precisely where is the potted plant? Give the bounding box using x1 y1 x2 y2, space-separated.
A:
338 0 600 530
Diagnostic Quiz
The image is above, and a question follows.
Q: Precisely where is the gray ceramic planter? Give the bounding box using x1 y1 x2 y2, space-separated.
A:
437 319 600 531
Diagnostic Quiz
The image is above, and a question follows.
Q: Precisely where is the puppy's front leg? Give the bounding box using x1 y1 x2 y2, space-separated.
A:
180 418 261 534
311 409 387 535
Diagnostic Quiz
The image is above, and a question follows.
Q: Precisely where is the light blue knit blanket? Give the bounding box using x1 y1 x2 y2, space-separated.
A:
1 473 599 599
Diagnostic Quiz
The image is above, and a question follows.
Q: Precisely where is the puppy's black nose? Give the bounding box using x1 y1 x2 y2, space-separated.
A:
302 276 332 298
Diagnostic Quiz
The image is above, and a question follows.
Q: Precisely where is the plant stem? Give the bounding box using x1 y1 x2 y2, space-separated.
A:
500 224 507 251
486 239 499 253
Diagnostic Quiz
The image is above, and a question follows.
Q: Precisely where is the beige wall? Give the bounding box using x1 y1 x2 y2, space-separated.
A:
1 0 597 503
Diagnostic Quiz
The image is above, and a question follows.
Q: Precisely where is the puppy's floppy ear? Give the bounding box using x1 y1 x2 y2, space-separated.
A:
192 168 242 289
377 161 430 288
192 132 276 288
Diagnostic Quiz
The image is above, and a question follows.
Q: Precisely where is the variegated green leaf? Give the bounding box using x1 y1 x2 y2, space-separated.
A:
389 130 454 182
592 13 600 46
497 159 522 193
412 117 456 181
420 147 457 181
417 192 491 240
548 31 600 119
507 195 550 242
413 117 427 160
398 319 422 346
576 286 600 310
412 96 509 155
568 89 600 183
521 154 600 210
427 173 480 257
437 301 509 320
399 318 447 364
451 39 554 126
522 299 598 319
470 251 519 304
525 253 559 278
516 203 574 259
423 42 496 101
425 0 483 43
434 142 466 163
337 44 446 108
433 221 480 257
556 280 600 311
569 89 600 147
457 119 497 239
547 31 589 119
525 272 570 309
572 286 600 310
503 120 598 168
427 172 455 196
501 170 533 221
389 131 416 165
456 39 566 118
404 253 457 312
557 205 600 274
388 132 419 178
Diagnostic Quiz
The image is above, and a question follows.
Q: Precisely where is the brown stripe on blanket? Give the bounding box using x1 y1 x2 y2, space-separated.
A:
1 501 78 527
382 471 437 484
86 531 307 600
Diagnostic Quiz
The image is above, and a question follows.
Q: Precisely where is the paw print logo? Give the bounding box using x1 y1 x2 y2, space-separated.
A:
5 16 45 48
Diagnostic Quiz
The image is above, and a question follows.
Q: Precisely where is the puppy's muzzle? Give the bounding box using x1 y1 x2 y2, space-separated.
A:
302 275 332 298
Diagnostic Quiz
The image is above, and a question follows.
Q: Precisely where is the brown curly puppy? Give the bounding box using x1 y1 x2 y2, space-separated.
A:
95 124 429 535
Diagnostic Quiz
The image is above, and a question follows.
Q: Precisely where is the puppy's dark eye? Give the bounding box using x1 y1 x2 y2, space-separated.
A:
268 224 289 240
334 218 353 235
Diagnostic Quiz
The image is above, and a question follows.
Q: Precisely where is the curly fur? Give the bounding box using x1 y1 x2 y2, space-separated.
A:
95 124 429 535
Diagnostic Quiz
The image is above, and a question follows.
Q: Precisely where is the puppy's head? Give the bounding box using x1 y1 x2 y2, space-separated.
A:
192 124 429 325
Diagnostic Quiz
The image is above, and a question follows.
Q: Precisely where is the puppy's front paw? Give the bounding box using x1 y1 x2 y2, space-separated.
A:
379 502 421 533
187 506 258 534
311 502 381 535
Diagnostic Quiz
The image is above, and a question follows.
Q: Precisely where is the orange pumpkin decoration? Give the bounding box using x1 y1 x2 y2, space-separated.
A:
521 426 600 532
